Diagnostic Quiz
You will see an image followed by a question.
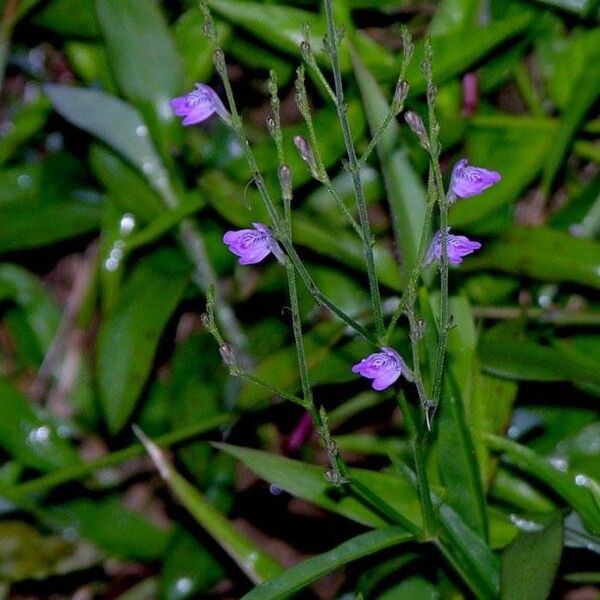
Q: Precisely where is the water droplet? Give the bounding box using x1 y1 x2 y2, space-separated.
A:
549 457 568 472
45 132 64 152
142 161 155 174
17 174 32 188
269 484 283 496
135 124 148 137
104 257 120 272
27 426 50 444
109 246 123 262
575 474 588 486
119 213 136 235
174 578 193 594
509 514 544 532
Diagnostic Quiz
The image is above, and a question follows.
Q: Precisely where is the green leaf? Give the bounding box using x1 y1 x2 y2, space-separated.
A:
352 51 427 280
41 496 170 560
486 434 600 536
96 0 181 100
96 248 191 433
0 196 101 254
406 14 533 95
435 297 488 538
215 443 423 530
242 527 413 600
45 84 174 204
467 227 600 289
479 330 600 387
95 0 182 154
137 431 284 584
501 518 563 600
542 29 600 193
428 0 480 35
436 503 501 600
160 528 225 599
0 378 79 472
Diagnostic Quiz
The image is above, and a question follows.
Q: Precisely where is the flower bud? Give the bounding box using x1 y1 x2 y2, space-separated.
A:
293 135 319 179
404 110 429 150
219 343 236 368
278 164 292 200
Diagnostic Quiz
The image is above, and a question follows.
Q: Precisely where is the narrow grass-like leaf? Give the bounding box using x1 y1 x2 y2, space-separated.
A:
136 429 283 584
97 248 191 433
242 527 413 600
215 443 423 530
501 517 563 600
352 51 426 280
436 503 501 600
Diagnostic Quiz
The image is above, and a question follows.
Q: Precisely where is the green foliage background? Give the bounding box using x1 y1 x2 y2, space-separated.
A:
0 0 599 598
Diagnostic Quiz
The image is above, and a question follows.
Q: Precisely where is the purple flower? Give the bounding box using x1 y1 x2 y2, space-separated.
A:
424 228 482 265
170 83 229 126
450 159 501 198
223 223 282 265
352 347 404 391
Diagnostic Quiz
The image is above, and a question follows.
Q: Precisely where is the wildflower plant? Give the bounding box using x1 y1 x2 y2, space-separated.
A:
6 0 600 597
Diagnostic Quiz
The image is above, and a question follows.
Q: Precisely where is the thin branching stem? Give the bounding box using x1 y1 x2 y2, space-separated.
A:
323 0 385 341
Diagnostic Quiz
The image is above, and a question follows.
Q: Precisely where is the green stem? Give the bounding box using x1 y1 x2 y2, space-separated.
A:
323 0 384 341
397 393 436 539
2 414 233 498
385 170 437 343
212 50 376 344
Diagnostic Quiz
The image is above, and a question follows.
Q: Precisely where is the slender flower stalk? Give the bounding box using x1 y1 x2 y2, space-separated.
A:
323 0 385 341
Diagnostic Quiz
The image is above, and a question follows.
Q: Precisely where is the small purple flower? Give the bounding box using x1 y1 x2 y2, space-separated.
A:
450 159 501 198
424 228 482 265
223 223 282 265
170 83 229 126
352 347 404 391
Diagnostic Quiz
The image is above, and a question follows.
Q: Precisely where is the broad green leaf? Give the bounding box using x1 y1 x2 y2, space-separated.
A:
65 42 116 93
0 378 79 472
216 443 423 529
485 434 600 536
41 496 170 560
467 227 600 290
242 527 413 600
96 0 181 101
501 518 563 600
160 528 225 599
45 84 175 205
138 431 283 584
96 0 182 155
491 468 555 513
479 330 600 387
89 144 165 221
96 248 191 433
0 196 101 253
353 51 427 280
